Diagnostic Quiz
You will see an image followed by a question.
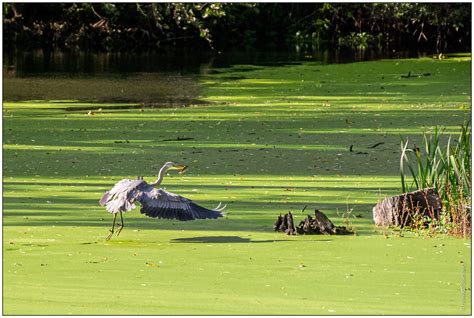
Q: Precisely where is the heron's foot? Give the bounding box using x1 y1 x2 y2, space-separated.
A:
106 229 114 241
116 224 124 237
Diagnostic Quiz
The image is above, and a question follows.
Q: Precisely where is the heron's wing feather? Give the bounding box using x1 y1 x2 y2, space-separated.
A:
138 188 224 221
99 179 147 213
99 191 111 206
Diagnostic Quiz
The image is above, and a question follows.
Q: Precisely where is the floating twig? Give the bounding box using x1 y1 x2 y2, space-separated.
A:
368 142 384 149
162 137 195 142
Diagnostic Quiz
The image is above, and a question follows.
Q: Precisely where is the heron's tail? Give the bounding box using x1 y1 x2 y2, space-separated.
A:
214 202 227 216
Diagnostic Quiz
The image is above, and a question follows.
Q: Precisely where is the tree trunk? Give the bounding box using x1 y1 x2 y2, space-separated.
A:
372 188 443 227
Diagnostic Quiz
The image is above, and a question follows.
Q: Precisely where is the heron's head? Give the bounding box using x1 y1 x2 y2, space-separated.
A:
163 161 188 174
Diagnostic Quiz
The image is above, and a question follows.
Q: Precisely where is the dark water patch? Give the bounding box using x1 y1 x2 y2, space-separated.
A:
260 61 303 67
3 72 202 104
61 98 210 111
209 49 434 69
218 75 247 80
3 50 214 76
3 48 451 104
229 66 264 72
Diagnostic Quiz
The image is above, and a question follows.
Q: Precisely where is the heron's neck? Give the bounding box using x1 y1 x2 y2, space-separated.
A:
150 166 168 187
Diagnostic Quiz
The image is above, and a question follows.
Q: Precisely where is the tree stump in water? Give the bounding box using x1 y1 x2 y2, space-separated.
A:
273 212 296 235
296 210 352 235
274 209 352 235
372 188 443 227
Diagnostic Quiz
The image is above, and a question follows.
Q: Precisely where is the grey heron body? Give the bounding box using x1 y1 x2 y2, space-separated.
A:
99 162 225 240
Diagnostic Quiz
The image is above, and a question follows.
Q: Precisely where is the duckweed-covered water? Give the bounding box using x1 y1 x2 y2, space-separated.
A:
3 49 471 314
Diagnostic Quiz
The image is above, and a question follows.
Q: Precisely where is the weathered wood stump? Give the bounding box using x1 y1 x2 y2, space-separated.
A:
296 209 352 235
273 212 296 235
372 188 443 227
274 209 352 235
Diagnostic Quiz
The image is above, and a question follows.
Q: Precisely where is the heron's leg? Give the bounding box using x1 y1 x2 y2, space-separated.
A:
106 213 117 241
116 211 125 237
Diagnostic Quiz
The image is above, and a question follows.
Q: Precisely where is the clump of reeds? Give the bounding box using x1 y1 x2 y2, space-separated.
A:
400 121 471 237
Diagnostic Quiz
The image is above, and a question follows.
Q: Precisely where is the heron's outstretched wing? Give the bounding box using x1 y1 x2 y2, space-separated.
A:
99 179 147 213
138 188 224 221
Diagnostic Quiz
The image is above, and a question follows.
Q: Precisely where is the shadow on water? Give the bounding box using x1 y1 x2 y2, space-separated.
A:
170 235 328 243
61 99 211 111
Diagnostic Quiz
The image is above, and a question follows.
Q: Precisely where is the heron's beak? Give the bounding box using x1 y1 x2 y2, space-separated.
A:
177 165 188 175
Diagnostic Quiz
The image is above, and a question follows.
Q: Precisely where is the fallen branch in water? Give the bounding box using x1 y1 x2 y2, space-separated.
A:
162 136 195 142
368 142 384 149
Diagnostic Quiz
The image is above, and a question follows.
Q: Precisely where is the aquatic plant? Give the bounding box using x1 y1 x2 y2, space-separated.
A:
400 121 471 237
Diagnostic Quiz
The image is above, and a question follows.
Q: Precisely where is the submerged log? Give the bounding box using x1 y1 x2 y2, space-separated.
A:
372 188 443 227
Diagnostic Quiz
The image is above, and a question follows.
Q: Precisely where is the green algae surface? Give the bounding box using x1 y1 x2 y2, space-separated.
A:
3 56 471 314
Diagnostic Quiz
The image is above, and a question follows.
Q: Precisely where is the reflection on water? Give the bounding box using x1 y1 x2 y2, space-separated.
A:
3 72 203 106
4 49 430 75
3 50 214 105
3 49 430 104
3 50 214 76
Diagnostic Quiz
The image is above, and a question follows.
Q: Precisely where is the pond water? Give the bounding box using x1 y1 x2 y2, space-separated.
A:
3 49 430 104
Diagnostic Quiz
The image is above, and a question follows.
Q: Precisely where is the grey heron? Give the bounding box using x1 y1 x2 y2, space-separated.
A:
99 162 225 240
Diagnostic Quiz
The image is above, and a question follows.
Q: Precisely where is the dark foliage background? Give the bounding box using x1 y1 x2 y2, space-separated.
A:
3 3 471 53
